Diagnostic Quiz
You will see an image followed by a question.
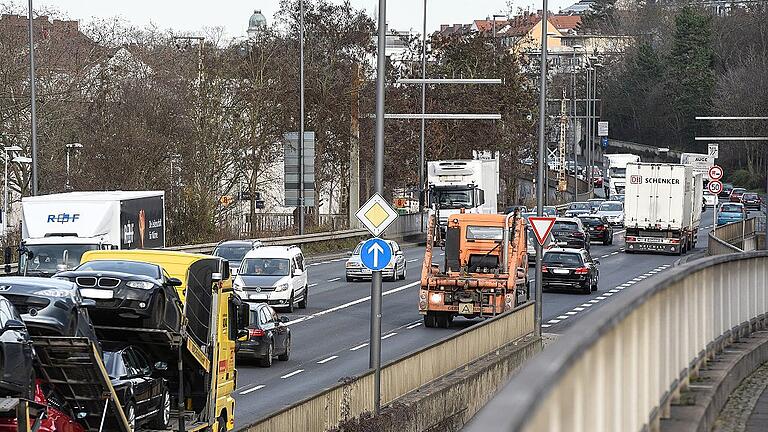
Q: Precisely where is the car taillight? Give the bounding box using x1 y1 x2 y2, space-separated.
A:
248 328 265 337
595 225 605 231
575 267 589 274
542 265 549 272
670 239 680 244
626 236 636 242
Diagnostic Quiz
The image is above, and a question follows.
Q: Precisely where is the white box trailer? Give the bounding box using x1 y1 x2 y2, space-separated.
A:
624 163 700 254
20 191 165 276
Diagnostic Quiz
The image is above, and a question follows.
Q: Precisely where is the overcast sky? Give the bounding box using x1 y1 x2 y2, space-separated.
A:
35 0 576 39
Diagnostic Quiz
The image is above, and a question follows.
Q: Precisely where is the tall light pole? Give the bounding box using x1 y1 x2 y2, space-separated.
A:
27 0 38 196
570 44 583 199
419 0 427 233
590 62 602 189
298 0 306 235
3 146 22 237
65 142 83 191
585 64 593 191
371 0 386 414
535 2 549 337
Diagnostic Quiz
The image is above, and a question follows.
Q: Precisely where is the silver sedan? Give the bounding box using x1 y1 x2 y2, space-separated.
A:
345 240 406 282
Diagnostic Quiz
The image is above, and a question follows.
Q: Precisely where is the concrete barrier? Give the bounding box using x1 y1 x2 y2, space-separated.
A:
708 218 758 255
243 303 535 432
465 251 768 432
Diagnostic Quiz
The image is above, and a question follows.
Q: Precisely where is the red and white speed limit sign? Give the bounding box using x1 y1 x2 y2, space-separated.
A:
708 165 723 180
708 180 723 194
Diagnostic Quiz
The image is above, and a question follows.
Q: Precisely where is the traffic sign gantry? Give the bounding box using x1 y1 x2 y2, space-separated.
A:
356 193 399 237
708 180 723 195
360 238 392 271
529 217 556 246
708 165 723 181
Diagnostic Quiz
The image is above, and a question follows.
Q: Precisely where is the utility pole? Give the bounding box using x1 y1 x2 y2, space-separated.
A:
298 0 306 235
349 62 361 229
419 0 427 233
558 90 567 196
371 0 386 415
27 0 38 196
535 0 549 337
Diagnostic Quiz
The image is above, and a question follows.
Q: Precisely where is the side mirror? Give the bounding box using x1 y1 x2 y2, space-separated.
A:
396 251 403 256
238 302 250 330
346 251 353 257
237 329 249 338
594 259 601 266
154 361 168 371
293 269 304 277
81 299 97 307
2 319 25 333
165 277 183 287
279 316 290 323
212 272 223 282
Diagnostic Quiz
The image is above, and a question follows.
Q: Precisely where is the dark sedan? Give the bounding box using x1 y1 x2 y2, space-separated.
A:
103 345 170 430
578 215 614 245
730 187 747 203
551 218 590 251
56 260 183 330
0 296 34 399
0 277 98 342
719 183 734 198
741 193 762 211
236 303 291 367
542 248 600 294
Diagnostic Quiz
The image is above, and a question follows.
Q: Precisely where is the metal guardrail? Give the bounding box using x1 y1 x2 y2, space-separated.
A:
465 251 768 432
708 218 758 255
243 303 535 432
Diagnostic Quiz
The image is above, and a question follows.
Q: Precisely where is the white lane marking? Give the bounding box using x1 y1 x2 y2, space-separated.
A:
541 324 551 328
609 289 620 293
610 252 619 255
381 333 397 340
240 385 265 395
580 303 593 307
286 281 420 326
407 322 422 329
604 293 614 296
620 284 631 287
350 343 369 351
308 283 318 288
595 296 607 300
631 278 642 282
565 311 578 315
548 319 561 324
281 370 304 379
573 307 586 311
600 255 610 258
317 356 338 364
407 258 419 263
556 315 569 320
328 277 341 282
613 229 626 236
588 299 600 303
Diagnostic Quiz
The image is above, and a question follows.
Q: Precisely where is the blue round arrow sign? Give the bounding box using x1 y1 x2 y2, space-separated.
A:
360 238 392 271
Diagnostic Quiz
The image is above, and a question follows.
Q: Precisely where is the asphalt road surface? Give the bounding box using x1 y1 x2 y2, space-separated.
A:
233 209 718 428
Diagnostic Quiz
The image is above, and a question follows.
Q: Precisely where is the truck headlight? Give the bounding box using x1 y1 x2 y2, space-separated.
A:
275 283 289 292
126 281 155 290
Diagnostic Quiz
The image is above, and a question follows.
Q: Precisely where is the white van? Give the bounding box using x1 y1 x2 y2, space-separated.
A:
232 245 308 312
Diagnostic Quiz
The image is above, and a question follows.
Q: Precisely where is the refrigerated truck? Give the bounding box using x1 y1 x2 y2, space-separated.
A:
624 163 702 254
603 154 641 198
19 191 165 276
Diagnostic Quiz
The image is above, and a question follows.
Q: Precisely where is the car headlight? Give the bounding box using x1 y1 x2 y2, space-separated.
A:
346 262 360 268
126 281 155 290
35 289 72 298
274 283 289 292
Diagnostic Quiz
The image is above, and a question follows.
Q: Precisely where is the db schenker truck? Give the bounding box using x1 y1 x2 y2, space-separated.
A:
19 191 165 276
624 163 702 254
427 157 499 243
419 211 528 328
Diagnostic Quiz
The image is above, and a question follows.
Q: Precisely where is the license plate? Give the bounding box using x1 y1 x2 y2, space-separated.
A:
552 269 570 275
557 242 568 246
249 293 268 300
458 303 474 315
81 288 113 299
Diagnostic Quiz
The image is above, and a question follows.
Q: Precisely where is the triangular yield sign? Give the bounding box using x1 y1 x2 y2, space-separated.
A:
529 217 557 246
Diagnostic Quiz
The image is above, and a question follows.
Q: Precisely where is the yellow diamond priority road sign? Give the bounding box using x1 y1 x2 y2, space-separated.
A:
356 193 398 237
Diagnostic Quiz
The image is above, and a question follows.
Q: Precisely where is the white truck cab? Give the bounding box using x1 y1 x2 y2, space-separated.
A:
603 154 641 198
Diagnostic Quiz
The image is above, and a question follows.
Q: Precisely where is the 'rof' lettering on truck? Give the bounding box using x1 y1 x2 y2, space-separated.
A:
46 213 80 223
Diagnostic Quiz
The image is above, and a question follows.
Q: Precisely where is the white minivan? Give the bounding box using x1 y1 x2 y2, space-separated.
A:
232 246 308 312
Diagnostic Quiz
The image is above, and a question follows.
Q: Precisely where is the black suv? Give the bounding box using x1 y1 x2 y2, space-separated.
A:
542 248 600 294
578 215 614 245
551 218 590 251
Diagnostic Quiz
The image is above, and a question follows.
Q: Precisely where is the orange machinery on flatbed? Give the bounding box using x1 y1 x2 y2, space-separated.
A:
419 211 529 328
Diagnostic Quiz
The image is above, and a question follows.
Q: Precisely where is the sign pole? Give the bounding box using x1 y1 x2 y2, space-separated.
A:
535 0 549 338
371 0 386 415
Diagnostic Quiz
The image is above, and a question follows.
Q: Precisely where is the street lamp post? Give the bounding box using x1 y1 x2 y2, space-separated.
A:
65 142 83 191
3 146 22 237
590 62 602 189
585 65 594 191
535 0 549 337
27 0 38 196
570 45 582 199
419 0 427 234
298 0 306 235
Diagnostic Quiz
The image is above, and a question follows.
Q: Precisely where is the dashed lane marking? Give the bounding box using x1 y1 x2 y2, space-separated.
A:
548 319 561 324
609 289 620 293
565 312 577 315
595 296 607 300
240 385 265 395
281 370 304 379
308 283 318 287
588 300 600 303
407 258 419 263
381 333 397 340
317 356 338 364
541 324 551 328
573 307 586 311
328 278 341 282
556 315 569 320
580 303 593 307
350 343 368 351
407 322 422 329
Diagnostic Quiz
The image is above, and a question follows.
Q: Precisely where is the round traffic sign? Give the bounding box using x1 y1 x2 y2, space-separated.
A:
708 180 723 195
360 238 392 271
708 165 724 180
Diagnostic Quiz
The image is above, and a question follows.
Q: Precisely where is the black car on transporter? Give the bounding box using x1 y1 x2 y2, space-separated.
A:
0 295 34 399
55 260 183 331
0 277 98 342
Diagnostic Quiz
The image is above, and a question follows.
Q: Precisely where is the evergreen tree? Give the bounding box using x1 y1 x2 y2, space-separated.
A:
578 0 619 34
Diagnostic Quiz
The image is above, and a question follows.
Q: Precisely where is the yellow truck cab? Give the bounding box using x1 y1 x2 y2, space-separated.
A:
78 249 244 431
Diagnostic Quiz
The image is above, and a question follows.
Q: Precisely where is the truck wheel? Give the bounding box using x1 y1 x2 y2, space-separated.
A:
438 314 452 328
424 313 437 328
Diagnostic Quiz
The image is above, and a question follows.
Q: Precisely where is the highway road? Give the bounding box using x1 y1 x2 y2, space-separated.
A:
232 209 718 427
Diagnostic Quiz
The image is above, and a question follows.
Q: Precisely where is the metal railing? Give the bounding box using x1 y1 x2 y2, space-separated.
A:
465 251 768 432
243 303 535 432
708 218 758 255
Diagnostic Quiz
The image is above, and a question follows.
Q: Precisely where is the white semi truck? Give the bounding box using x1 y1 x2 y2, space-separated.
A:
19 191 165 276
624 163 702 255
427 158 499 240
603 153 641 198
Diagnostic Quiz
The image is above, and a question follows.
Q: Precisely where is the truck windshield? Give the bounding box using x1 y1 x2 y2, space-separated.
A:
431 189 473 209
609 167 626 177
22 244 99 275
466 226 503 241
